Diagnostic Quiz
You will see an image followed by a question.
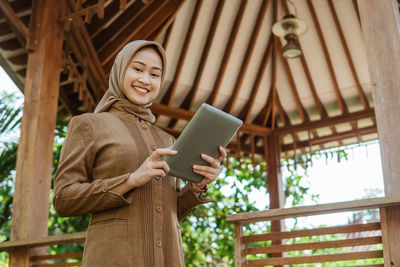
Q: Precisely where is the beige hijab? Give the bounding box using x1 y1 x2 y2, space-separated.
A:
94 40 167 123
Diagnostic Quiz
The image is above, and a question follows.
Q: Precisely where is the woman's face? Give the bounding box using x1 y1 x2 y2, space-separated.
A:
123 47 163 105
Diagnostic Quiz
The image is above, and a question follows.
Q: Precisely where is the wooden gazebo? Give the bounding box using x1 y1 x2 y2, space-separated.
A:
0 0 399 266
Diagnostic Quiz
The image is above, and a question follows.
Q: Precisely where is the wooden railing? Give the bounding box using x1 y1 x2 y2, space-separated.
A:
226 195 400 267
0 232 86 266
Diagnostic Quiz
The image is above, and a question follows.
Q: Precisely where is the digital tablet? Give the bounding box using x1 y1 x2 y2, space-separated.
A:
164 103 243 183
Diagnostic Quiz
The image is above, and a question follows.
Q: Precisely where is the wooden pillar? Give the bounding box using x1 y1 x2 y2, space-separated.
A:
265 133 285 260
9 0 65 266
358 1 400 266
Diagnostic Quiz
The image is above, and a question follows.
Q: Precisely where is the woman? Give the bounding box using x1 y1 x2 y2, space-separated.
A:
53 40 226 266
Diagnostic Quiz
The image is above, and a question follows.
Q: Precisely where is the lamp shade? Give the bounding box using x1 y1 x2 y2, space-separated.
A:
272 14 307 37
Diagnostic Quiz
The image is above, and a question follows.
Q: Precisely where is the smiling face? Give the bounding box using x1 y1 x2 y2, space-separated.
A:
123 47 163 105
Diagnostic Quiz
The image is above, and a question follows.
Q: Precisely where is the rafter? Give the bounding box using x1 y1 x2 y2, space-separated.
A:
0 0 28 47
306 0 348 115
161 0 204 106
238 37 273 123
328 0 369 109
223 0 270 114
352 0 361 25
180 0 225 111
276 41 309 123
281 0 327 120
206 0 248 106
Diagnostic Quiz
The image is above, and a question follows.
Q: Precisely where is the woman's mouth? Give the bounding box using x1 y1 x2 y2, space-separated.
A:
134 86 149 95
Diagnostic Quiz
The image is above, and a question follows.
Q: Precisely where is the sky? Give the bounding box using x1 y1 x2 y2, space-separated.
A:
0 66 385 228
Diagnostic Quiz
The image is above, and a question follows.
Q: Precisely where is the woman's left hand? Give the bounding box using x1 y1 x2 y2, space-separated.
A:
192 146 227 190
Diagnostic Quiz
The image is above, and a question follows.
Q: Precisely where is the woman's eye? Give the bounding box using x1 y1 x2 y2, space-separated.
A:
133 67 142 72
151 73 160 78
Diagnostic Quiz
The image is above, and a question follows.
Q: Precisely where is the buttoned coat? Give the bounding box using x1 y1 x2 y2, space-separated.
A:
53 106 212 267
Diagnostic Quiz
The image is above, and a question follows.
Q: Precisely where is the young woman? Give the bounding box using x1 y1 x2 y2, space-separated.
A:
53 40 226 267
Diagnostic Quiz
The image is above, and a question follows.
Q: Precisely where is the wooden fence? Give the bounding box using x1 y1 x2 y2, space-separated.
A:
226 196 400 267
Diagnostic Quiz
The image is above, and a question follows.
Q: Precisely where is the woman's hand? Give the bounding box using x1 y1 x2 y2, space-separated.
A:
192 146 227 191
128 148 177 188
111 148 177 195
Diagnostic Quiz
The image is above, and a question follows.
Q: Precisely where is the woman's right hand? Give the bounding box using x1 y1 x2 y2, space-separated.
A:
111 148 177 196
127 148 177 189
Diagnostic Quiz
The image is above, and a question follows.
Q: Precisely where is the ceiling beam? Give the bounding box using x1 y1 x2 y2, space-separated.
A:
275 108 375 134
306 0 348 115
223 0 270 114
328 0 369 109
0 0 28 47
281 125 377 152
150 102 272 135
206 0 248 106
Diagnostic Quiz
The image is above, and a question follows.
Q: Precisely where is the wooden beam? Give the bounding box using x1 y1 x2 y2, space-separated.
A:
223 0 270 114
281 125 377 152
306 0 348 115
275 108 375 134
358 2 400 264
0 0 28 47
9 0 65 265
328 0 369 109
150 102 272 135
161 0 203 106
206 0 248 106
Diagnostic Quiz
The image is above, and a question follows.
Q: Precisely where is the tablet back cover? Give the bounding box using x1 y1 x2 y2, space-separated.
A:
165 103 242 183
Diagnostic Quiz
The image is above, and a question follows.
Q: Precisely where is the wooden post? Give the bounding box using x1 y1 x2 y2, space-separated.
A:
265 133 285 261
9 0 65 266
234 223 246 267
358 0 400 266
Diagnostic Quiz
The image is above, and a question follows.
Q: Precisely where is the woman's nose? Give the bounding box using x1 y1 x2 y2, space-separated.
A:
139 75 150 85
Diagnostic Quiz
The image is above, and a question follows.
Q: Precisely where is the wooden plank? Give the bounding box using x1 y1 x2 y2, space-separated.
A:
31 251 83 261
226 195 400 224
306 0 348 115
379 208 391 267
247 251 383 266
245 236 382 255
234 224 246 267
223 0 270 114
243 222 381 243
206 0 248 106
0 0 28 47
33 262 81 267
0 232 86 250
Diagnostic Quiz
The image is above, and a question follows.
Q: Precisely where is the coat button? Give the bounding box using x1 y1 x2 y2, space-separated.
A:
156 205 162 213
156 240 162 247
141 124 148 130
151 145 157 151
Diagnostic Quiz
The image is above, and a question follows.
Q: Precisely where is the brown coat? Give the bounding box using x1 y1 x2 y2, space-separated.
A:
53 107 212 267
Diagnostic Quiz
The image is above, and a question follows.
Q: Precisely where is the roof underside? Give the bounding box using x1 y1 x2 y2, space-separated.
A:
1 0 395 161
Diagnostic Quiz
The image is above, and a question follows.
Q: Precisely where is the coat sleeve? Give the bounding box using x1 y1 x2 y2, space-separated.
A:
53 115 131 217
177 182 214 222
